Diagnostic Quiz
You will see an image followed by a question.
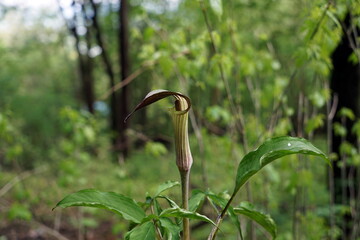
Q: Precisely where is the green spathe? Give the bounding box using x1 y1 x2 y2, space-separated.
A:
170 97 193 171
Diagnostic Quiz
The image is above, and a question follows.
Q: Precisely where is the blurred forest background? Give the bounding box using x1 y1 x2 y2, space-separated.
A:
0 0 360 239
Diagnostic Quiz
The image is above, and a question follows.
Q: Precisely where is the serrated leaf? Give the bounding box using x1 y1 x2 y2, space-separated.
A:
155 181 180 197
125 221 156 240
54 189 145 223
160 207 216 226
233 137 328 195
160 218 181 240
189 190 206 212
234 202 277 239
209 0 223 18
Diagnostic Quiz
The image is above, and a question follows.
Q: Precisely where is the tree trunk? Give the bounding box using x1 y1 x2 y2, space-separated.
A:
89 0 121 152
118 0 130 157
81 3 95 114
330 13 360 240
64 0 95 114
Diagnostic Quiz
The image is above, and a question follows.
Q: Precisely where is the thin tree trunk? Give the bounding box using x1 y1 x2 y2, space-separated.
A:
118 0 130 157
89 0 121 150
58 0 95 113
81 2 95 114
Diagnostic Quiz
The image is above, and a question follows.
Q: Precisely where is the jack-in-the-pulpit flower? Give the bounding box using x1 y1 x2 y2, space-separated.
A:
126 89 193 240
125 89 192 172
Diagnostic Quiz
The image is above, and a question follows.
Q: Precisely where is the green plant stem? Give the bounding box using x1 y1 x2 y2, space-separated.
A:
154 220 164 240
180 170 190 240
207 195 235 240
150 205 163 240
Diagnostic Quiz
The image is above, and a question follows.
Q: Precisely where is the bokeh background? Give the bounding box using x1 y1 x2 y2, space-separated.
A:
0 0 359 239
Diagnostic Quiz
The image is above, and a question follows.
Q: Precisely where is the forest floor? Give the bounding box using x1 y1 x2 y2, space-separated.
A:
0 219 119 240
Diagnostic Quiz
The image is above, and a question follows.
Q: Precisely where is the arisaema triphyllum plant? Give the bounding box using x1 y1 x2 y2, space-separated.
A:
54 90 329 240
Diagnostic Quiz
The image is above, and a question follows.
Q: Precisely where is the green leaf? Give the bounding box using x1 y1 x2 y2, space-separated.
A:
8 203 32 221
145 141 168 157
54 189 145 223
154 181 180 197
309 91 326 108
305 114 325 134
326 10 342 29
338 107 355 120
234 137 328 195
352 120 360 138
334 122 347 137
209 0 223 18
206 192 228 212
339 141 356 156
125 222 156 240
156 195 180 208
189 190 206 212
234 202 277 239
206 192 242 238
140 214 159 223
160 207 216 226
159 218 181 240
153 199 163 216
159 55 175 78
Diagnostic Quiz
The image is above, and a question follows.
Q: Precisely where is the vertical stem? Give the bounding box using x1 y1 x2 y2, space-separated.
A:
154 219 164 240
150 205 163 240
327 91 337 240
180 170 191 240
340 116 347 240
207 195 235 240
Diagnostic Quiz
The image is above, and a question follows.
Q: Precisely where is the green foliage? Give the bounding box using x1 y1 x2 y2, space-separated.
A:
145 141 168 157
234 202 277 239
159 207 215 224
125 221 156 240
55 189 146 223
2 0 357 238
205 105 231 126
154 181 180 197
55 134 327 239
209 0 223 18
0 112 31 168
233 136 328 194
352 119 360 138
338 107 355 120
334 122 347 137
8 203 32 221
305 114 325 135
